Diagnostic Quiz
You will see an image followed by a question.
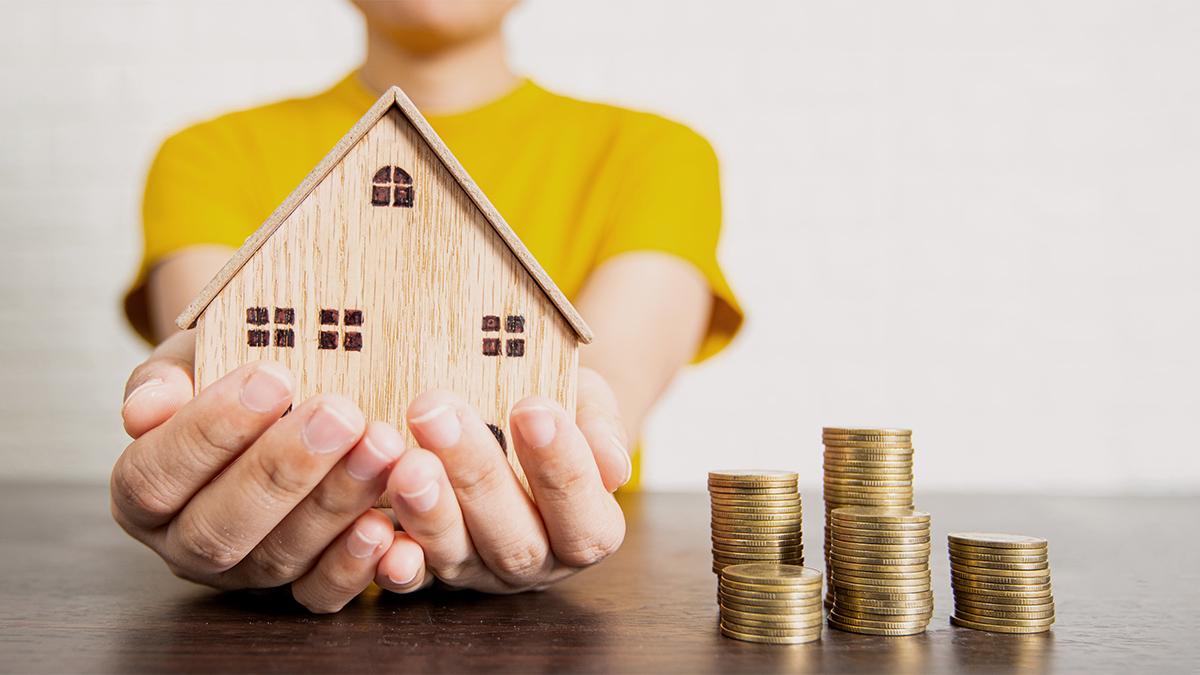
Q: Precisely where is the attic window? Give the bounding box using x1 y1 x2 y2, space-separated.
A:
372 166 414 208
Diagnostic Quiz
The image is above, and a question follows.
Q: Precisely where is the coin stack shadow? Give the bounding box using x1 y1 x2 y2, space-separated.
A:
822 428 914 608
826 507 933 635
709 471 803 576
948 533 1055 634
718 563 825 644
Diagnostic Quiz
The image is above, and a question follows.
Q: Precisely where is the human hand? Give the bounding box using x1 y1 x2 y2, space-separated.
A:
373 368 631 594
111 330 422 612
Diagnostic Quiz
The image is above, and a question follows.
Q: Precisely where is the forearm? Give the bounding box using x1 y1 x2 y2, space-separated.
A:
574 251 711 440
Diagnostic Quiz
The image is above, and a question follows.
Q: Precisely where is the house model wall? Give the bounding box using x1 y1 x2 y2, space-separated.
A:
176 87 592 488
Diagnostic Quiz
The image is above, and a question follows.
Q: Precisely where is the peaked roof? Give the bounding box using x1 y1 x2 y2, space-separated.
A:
175 85 593 343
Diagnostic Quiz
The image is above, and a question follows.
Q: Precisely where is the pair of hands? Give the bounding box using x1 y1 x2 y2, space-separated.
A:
111 330 630 612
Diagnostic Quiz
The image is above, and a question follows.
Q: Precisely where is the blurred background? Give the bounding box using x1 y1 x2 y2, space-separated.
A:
1 0 1197 493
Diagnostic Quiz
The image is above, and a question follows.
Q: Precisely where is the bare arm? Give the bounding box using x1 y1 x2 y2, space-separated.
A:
574 251 712 441
146 245 236 343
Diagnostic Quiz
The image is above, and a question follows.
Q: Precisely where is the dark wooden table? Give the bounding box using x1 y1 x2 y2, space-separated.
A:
0 482 1195 673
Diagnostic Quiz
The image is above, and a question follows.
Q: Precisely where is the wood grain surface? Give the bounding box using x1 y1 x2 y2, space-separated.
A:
1 484 1196 673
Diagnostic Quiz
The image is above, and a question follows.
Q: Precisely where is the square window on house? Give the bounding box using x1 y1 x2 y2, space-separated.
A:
506 315 525 333
247 329 270 347
482 338 501 356
274 307 294 324
481 315 500 332
246 307 269 325
320 309 339 325
344 309 363 326
318 331 339 349
506 338 525 357
344 332 363 352
274 328 294 348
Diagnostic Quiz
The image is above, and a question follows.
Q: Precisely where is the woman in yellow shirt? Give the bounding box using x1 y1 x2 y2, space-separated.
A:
114 0 741 613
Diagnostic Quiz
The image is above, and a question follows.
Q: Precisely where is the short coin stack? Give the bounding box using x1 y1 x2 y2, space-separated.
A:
718 563 824 644
709 471 803 576
827 507 933 636
822 428 914 607
948 533 1055 634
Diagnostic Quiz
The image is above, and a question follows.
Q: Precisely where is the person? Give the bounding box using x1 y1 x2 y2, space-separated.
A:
113 0 742 613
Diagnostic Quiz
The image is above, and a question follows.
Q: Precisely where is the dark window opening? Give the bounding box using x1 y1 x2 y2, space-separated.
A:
506 339 525 358
344 309 363 326
506 315 525 333
482 338 501 356
274 307 294 324
319 309 339 325
486 423 507 452
482 315 501 332
274 328 295 348
247 329 270 347
371 165 414 208
319 331 339 349
344 332 363 352
246 307 269 325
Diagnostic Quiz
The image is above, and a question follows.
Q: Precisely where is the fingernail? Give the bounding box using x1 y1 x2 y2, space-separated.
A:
122 378 163 409
302 402 361 454
388 558 421 586
240 364 293 413
513 406 557 448
409 404 461 448
612 434 633 486
346 528 382 559
346 425 405 481
400 481 439 513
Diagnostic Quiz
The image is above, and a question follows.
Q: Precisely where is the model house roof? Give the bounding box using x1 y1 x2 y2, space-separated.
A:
175 85 593 343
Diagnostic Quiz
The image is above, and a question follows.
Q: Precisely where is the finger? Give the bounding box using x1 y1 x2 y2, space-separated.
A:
407 391 552 588
510 397 626 568
375 532 434 594
122 330 197 438
291 509 393 614
165 394 365 575
575 367 634 492
110 360 294 531
233 421 405 587
386 447 503 592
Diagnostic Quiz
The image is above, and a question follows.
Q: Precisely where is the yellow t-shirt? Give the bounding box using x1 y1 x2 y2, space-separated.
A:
127 73 744 486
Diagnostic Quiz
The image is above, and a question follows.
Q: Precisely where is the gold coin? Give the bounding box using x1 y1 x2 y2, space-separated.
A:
827 617 925 636
829 521 929 535
823 426 912 436
829 551 930 567
709 469 798 483
947 532 1047 549
720 606 824 624
830 560 929 574
823 476 913 488
950 615 1051 634
711 518 802 530
833 533 931 547
833 580 931 594
953 604 1055 620
830 607 933 624
948 540 1046 555
951 589 1053 604
952 611 1055 628
824 449 913 458
713 534 804 545
951 582 1052 598
719 623 821 644
721 563 823 586
830 541 930 554
719 615 825 633
720 592 823 607
712 503 803 514
827 615 930 632
835 598 934 613
952 575 1052 591
822 470 913 480
709 484 799 494
948 550 1048 565
835 588 933 602
830 506 930 523
720 578 821 595
954 597 1054 613
823 496 915 508
948 557 1049 572
823 488 915 501
832 567 930 582
715 553 802 564
950 563 1050 581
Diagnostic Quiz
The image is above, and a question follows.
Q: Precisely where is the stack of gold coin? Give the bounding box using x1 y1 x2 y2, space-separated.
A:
948 533 1055 634
827 507 932 636
718 563 824 644
709 471 803 576
822 428 914 606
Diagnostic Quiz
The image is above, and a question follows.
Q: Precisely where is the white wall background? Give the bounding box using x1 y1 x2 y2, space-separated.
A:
1 0 1197 493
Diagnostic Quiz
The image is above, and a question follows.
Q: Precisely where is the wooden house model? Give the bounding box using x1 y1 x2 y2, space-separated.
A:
176 85 593 482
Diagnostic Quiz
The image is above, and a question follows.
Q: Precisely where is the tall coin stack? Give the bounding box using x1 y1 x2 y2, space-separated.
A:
827 507 932 635
709 471 803 576
948 533 1055 634
718 563 824 644
822 427 914 607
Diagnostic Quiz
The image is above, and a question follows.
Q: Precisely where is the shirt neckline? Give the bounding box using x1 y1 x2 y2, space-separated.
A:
333 70 543 127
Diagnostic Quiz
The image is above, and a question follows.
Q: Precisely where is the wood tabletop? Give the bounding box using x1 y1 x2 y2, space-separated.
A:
0 482 1195 673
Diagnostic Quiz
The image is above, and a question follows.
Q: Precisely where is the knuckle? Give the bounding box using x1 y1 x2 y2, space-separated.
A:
246 547 310 587
558 523 625 568
248 448 316 507
492 539 550 583
173 516 244 572
535 457 593 502
110 450 177 524
447 462 503 508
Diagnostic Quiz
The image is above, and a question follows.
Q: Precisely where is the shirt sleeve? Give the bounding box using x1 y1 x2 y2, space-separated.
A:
595 120 744 363
123 121 257 343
